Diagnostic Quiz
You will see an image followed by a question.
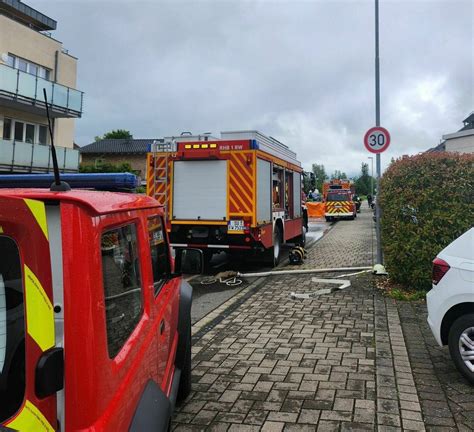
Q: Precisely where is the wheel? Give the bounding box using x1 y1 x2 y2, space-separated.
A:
177 325 192 403
325 216 331 222
265 226 282 267
295 225 306 247
202 250 213 273
448 314 474 385
349 215 355 220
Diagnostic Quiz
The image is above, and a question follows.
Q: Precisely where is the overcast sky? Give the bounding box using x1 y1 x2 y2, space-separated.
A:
32 0 473 176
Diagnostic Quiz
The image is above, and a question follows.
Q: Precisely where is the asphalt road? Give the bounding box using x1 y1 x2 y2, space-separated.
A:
187 220 331 324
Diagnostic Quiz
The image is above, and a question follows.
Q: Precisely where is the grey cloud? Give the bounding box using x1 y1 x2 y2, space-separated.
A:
32 0 473 174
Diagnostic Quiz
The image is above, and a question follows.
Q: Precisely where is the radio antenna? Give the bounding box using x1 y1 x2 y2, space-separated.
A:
43 88 70 191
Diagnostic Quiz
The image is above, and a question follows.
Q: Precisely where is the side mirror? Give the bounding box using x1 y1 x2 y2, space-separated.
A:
175 248 204 275
36 347 64 398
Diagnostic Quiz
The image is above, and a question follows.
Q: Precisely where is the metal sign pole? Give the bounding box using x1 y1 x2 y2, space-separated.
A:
374 0 383 264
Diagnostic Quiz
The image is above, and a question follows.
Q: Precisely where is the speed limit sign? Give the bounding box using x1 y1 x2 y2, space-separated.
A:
364 126 391 153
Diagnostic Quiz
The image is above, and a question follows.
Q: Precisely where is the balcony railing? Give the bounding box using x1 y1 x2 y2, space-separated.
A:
0 63 83 117
0 139 79 172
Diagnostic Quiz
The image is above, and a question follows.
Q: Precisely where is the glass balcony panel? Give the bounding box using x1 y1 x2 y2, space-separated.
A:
33 144 51 169
17 70 37 99
37 76 53 104
68 89 82 111
0 140 14 167
64 148 80 170
53 83 68 108
0 66 18 93
13 141 34 167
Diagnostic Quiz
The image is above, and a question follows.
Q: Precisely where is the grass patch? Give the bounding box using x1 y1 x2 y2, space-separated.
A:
376 276 427 302
386 288 427 301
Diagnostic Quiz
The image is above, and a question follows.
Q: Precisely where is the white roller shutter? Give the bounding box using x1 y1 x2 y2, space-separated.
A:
172 160 227 220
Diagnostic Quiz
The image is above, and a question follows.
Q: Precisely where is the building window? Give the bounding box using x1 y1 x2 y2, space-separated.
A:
2 119 11 140
7 54 51 81
3 118 48 145
38 126 48 145
101 224 143 358
25 124 35 144
148 216 170 296
14 122 24 142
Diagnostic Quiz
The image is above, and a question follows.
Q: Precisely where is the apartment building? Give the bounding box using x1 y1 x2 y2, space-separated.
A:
0 0 83 172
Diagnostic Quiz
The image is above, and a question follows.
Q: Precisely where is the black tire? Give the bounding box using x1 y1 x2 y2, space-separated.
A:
325 216 331 222
265 226 282 267
202 250 213 273
295 226 306 248
177 325 192 403
448 314 474 385
349 215 355 220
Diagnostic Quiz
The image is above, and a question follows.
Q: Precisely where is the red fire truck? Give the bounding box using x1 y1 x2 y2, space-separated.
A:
147 131 305 266
0 174 199 431
323 179 357 221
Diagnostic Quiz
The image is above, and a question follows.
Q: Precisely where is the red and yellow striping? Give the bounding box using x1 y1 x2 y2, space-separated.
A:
325 201 353 214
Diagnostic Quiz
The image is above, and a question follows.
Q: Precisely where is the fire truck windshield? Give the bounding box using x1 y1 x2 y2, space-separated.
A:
327 192 351 202
0 236 26 423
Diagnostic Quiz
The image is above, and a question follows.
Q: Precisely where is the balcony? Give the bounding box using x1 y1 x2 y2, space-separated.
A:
0 139 79 173
0 63 83 118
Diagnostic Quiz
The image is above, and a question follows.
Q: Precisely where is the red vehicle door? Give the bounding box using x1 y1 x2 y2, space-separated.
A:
0 196 58 431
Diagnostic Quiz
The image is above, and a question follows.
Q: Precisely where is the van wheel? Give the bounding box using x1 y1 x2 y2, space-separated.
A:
448 314 474 385
177 325 192 403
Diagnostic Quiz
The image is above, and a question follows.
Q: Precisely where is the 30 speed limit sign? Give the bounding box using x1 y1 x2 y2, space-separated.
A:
364 126 391 153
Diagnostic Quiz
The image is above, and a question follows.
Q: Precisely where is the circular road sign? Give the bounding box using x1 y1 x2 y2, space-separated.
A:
364 126 391 153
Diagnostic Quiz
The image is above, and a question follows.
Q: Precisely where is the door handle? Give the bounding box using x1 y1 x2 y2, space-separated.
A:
160 320 165 335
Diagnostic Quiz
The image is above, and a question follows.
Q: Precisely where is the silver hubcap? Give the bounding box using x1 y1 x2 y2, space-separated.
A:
459 327 474 372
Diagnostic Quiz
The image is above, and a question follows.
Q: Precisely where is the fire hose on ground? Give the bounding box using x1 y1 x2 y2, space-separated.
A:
200 266 374 298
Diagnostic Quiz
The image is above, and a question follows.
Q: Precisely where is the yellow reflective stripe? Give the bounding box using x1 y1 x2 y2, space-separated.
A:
6 400 54 432
24 264 55 352
0 226 3 233
24 199 49 241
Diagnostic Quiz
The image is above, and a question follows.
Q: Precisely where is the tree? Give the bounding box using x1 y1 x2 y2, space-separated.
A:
95 129 133 141
330 170 347 180
354 162 374 195
311 163 328 193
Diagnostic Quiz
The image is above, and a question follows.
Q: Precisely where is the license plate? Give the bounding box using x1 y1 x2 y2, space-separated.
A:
228 220 245 232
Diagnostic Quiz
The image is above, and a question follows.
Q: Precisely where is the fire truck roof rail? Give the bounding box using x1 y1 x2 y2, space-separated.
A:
221 130 300 166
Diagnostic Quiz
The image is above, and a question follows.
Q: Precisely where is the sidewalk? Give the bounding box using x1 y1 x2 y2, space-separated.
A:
173 208 474 431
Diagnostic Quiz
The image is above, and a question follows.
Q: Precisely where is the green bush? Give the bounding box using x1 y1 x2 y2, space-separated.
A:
79 162 133 173
380 152 473 291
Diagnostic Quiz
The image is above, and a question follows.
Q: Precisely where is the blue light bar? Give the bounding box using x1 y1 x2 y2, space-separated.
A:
0 173 140 191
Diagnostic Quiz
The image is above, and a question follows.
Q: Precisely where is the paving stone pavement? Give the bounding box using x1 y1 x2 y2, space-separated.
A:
173 208 473 431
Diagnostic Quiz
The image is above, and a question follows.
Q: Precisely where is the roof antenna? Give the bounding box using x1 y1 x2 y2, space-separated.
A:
43 88 70 191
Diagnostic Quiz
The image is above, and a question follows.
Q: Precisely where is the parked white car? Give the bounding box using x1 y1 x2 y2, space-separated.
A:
427 227 474 384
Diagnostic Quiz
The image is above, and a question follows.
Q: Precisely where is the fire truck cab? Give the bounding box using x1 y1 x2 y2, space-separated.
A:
147 131 305 266
0 179 195 431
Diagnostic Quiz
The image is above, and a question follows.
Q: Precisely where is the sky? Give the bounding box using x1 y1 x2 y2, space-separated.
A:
32 0 473 176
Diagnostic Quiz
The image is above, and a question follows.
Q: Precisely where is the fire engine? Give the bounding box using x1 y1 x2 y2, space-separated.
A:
323 179 357 222
0 173 199 431
147 131 305 266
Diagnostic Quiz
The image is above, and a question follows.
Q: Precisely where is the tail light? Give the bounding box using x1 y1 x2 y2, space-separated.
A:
432 258 450 285
244 221 251 235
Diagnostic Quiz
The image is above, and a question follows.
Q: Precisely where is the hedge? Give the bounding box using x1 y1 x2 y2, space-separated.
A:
380 152 474 291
